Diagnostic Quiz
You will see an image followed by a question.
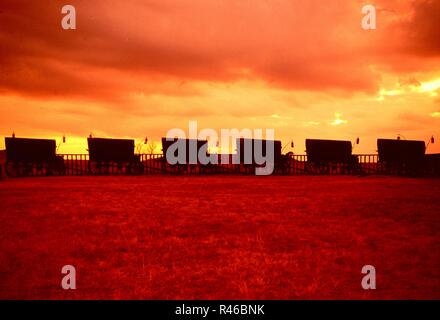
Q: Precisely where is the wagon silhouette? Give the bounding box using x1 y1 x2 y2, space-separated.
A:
305 139 359 174
236 138 289 174
161 138 209 174
4 137 65 177
87 137 143 175
377 139 425 175
424 153 440 176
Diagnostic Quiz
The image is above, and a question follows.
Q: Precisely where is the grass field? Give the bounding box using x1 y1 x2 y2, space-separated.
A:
0 175 439 299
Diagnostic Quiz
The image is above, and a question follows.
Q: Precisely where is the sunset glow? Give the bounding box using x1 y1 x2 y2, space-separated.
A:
1 0 439 154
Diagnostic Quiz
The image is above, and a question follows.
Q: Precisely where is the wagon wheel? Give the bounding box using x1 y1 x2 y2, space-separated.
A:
388 162 399 175
349 156 361 175
127 161 143 175
88 160 98 175
52 163 66 176
34 162 45 175
176 163 187 175
305 162 320 175
101 162 110 175
6 161 32 177
282 161 290 175
278 156 291 175
89 161 108 175
200 163 214 175
242 164 254 175
353 163 363 175
161 160 169 174
23 162 35 176
5 161 19 177
115 162 124 174
283 153 294 175
21 162 34 176
304 162 313 174
320 162 330 174
48 158 66 176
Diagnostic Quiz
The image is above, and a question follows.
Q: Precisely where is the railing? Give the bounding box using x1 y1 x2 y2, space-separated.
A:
357 154 380 174
280 154 380 175
59 153 380 176
0 153 435 177
140 154 165 174
62 154 89 175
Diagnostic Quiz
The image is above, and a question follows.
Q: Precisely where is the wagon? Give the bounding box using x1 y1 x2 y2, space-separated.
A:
305 139 359 174
425 153 440 176
424 153 440 176
236 138 288 175
161 138 210 174
4 137 65 177
87 137 143 175
377 139 425 175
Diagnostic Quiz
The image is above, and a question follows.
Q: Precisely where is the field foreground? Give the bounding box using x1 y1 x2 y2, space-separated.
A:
0 175 439 299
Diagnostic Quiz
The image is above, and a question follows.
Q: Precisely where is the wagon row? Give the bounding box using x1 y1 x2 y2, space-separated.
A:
2 135 439 177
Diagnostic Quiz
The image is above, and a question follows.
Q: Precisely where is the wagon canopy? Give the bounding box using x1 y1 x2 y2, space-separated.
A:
161 138 208 164
377 139 425 164
236 138 282 164
87 137 136 162
305 139 353 163
5 137 57 162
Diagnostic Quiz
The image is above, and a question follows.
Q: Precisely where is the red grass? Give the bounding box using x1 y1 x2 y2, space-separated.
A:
0 176 439 299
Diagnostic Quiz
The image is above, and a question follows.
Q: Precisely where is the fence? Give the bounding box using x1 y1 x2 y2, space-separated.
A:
60 153 380 176
2 153 438 177
6 154 440 178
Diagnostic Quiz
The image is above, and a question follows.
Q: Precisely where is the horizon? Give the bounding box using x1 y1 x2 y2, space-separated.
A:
0 132 438 155
1 0 439 154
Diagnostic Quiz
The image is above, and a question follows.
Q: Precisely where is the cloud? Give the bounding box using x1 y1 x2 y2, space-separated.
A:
304 121 320 127
330 113 348 126
1 0 439 102
0 0 440 154
401 0 440 57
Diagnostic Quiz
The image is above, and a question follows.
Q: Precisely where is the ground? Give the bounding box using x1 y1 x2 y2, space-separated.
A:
0 175 439 299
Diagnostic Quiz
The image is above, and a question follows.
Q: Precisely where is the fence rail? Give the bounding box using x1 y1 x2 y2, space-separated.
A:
1 153 438 177
59 153 380 176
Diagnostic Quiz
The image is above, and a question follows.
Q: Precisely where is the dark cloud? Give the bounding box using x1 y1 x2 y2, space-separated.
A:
404 0 440 57
0 0 439 102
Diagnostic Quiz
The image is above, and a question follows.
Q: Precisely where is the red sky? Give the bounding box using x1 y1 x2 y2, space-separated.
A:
0 0 439 154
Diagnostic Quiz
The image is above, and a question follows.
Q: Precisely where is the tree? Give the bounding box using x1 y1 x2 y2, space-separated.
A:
146 141 158 154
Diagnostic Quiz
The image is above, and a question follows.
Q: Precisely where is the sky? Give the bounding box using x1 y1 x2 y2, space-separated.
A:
0 0 439 154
